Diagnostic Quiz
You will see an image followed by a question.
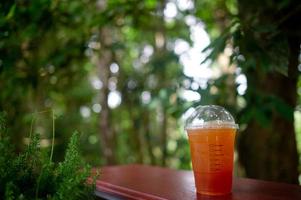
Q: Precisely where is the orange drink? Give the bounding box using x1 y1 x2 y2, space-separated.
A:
185 105 238 195
187 127 236 195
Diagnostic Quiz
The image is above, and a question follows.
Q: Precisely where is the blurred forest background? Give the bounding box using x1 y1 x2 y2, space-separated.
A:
1 0 301 184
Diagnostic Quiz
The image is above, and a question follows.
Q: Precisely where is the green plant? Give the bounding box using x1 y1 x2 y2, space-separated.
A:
0 112 97 200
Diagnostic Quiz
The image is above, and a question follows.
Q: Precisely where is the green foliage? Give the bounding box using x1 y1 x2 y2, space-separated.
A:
0 114 96 200
1 0 300 179
54 132 93 200
200 0 300 119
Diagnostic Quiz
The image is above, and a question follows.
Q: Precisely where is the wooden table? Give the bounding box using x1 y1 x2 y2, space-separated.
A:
94 164 301 200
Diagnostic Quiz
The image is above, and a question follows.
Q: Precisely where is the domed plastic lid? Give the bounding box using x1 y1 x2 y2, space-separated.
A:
185 105 238 130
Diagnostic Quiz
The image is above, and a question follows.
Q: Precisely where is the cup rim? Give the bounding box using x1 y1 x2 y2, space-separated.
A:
185 121 239 130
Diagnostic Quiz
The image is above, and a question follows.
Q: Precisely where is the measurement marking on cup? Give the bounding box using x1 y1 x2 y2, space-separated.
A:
209 149 222 152
208 144 224 172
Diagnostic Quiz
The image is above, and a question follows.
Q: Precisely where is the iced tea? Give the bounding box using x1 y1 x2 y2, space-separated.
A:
187 127 236 195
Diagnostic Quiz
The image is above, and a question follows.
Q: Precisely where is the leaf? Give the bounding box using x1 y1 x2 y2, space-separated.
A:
4 182 15 200
254 108 271 127
267 37 289 76
270 96 294 122
5 4 16 20
201 34 228 64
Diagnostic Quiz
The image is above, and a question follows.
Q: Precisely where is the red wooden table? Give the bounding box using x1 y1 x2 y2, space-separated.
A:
94 164 301 200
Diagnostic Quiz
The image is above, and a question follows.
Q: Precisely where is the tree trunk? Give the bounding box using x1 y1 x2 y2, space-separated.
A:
128 107 143 163
96 28 116 165
161 108 167 166
143 110 155 164
238 35 300 184
237 0 300 184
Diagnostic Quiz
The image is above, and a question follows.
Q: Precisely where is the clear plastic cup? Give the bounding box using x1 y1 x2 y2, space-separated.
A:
185 105 238 195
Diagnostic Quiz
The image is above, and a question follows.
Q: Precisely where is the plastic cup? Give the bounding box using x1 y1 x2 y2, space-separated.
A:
185 105 238 196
